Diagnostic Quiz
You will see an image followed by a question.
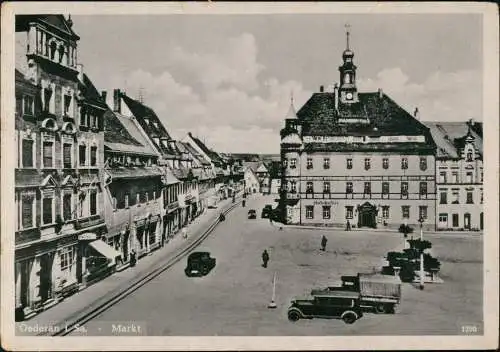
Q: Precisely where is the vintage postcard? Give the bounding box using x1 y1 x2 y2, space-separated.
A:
1 2 498 351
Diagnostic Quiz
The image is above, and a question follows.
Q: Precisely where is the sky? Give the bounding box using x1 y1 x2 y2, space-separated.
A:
71 14 483 154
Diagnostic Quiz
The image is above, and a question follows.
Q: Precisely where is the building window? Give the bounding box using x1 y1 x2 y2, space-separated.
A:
364 182 371 195
90 146 97 166
63 143 72 169
63 93 72 116
323 158 330 169
345 206 353 219
60 246 75 273
466 172 473 183
401 182 408 196
401 157 408 170
42 196 54 225
466 191 473 204
452 213 459 227
419 206 428 220
440 190 447 204
346 182 353 194
23 95 34 115
452 172 458 183
323 182 330 193
125 194 129 208
346 158 353 169
382 206 389 219
382 182 389 195
466 150 473 162
90 114 98 129
382 158 389 169
419 157 427 171
439 171 447 183
21 194 35 229
22 139 34 168
319 205 330 220
136 193 140 204
290 181 297 193
63 193 72 221
364 158 371 170
305 205 314 219
89 191 97 215
451 189 459 204
42 141 54 168
283 159 288 168
439 213 448 225
480 189 483 204
306 182 314 193
79 144 87 166
78 194 85 218
290 158 297 169
306 158 313 169
402 206 410 219
419 182 427 196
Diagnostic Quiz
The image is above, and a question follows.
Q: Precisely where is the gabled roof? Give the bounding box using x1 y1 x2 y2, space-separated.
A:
183 142 212 166
16 15 80 40
256 163 269 173
242 161 261 173
423 121 483 159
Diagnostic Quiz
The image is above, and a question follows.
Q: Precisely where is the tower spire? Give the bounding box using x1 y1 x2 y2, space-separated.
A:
345 23 350 50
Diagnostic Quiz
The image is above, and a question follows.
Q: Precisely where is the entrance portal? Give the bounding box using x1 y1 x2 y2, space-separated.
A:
357 202 377 228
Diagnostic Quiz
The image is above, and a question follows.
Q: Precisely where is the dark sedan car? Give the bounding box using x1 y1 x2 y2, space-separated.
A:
248 209 257 219
287 290 363 324
185 252 216 277
261 204 273 218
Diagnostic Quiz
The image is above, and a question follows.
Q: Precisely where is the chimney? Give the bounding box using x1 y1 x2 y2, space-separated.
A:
319 85 324 93
413 107 419 120
378 88 383 99
334 83 339 111
113 89 121 113
101 90 107 102
77 64 84 82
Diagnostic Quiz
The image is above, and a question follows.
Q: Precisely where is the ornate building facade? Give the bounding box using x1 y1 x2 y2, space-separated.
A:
279 30 437 231
425 121 483 231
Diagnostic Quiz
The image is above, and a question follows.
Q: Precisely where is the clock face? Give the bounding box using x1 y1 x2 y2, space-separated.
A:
346 92 353 100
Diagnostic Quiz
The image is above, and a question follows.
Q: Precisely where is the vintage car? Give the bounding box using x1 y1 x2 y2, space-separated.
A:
287 290 363 324
261 204 273 218
248 209 257 219
185 252 216 277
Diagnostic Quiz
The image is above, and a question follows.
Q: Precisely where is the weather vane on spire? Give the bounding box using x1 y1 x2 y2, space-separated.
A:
345 23 351 50
290 90 294 105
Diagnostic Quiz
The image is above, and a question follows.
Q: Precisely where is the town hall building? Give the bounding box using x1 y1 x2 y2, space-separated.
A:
279 29 437 231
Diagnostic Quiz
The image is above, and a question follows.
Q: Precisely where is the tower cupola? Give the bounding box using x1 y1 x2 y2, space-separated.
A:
338 24 358 104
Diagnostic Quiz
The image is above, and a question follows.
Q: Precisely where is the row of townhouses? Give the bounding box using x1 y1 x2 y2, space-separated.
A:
278 30 483 232
14 15 241 320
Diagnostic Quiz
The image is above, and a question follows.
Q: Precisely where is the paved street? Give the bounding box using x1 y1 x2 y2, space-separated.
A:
69 194 483 336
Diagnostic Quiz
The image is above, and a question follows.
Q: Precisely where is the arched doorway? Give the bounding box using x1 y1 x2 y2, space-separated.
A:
357 202 377 228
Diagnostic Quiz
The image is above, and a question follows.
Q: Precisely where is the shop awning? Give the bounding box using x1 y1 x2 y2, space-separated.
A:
89 240 122 267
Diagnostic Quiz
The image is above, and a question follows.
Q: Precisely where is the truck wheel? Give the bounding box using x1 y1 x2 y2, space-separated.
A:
375 304 386 314
342 311 357 324
288 310 301 322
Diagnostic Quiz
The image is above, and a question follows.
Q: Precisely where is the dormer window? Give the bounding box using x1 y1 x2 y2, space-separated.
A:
466 150 473 162
153 122 159 129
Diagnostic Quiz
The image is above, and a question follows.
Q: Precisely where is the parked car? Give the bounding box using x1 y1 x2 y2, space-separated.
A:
248 209 257 219
287 290 363 324
314 273 401 314
185 252 216 277
261 204 273 218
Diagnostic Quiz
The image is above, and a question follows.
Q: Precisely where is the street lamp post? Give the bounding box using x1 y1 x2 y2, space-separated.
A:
418 217 425 290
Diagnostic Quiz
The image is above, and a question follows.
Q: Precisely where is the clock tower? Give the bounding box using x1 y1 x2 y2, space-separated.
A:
338 24 358 104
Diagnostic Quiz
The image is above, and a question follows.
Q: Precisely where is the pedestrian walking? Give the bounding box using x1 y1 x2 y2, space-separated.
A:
321 235 328 251
262 249 270 268
219 213 226 222
182 227 188 239
346 220 352 231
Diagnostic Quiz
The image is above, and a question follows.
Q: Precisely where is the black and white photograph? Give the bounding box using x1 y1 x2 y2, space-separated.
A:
1 2 498 351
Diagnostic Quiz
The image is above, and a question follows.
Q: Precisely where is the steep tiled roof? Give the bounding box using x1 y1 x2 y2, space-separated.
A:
80 74 107 109
183 142 211 166
298 92 430 137
424 121 483 159
104 111 157 156
188 133 223 164
121 94 172 140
